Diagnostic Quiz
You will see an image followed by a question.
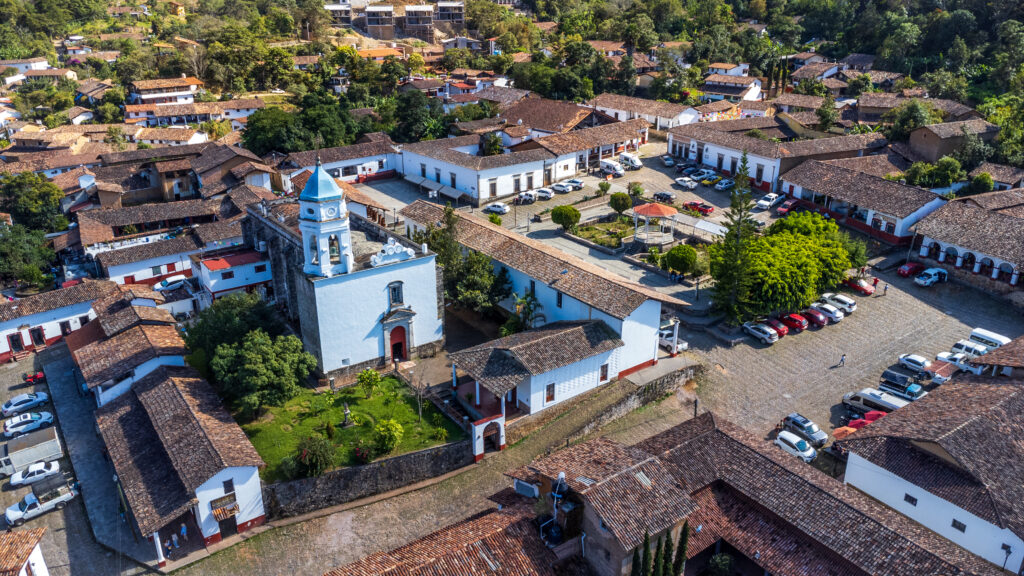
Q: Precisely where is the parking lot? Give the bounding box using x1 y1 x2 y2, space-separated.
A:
690 267 1024 438
0 352 147 576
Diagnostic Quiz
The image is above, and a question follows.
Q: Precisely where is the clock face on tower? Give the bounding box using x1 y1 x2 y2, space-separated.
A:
326 206 338 218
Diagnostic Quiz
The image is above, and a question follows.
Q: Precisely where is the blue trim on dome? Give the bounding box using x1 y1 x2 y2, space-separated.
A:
299 162 344 202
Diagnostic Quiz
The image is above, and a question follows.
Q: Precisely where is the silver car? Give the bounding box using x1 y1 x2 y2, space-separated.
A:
821 292 856 314
810 302 844 323
2 393 49 417
742 321 779 345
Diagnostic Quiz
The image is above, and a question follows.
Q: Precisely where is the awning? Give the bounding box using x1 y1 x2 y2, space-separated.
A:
438 185 461 199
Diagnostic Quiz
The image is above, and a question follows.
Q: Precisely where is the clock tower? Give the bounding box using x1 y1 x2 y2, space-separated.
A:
298 158 354 277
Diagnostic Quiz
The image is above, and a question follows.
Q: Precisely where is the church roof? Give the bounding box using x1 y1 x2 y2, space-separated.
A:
299 160 344 202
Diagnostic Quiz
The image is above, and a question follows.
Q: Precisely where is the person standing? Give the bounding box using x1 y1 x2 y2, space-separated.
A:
164 539 173 559
872 277 879 288
883 283 889 296
180 522 189 542
839 354 846 367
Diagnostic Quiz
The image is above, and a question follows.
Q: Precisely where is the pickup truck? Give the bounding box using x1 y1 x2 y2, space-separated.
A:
0 427 63 477
929 361 957 385
934 352 984 379
6 476 77 526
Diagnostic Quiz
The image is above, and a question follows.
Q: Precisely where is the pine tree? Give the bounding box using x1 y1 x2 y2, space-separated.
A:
652 535 665 576
641 532 652 576
672 520 690 576
710 152 757 322
663 533 675 576
631 548 643 576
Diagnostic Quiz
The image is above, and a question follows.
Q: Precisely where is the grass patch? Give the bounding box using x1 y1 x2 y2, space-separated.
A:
241 377 465 483
573 217 633 248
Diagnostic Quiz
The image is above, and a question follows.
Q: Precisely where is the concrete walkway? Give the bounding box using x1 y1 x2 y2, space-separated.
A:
43 351 157 571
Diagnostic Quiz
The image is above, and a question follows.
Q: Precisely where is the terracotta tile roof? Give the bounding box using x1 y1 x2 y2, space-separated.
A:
325 504 565 576
500 98 594 133
822 76 848 89
77 199 219 246
0 528 45 576
402 134 554 170
969 162 1024 186
73 323 188 388
99 142 211 165
402 201 685 317
782 160 937 218
840 69 902 85
337 180 387 211
844 379 1024 535
972 336 1024 369
587 40 625 53
130 76 203 91
857 92 902 109
292 55 321 66
49 167 94 194
704 73 759 86
96 231 204 268
772 93 825 109
138 127 198 142
98 305 176 338
0 279 117 323
915 201 1024 264
530 118 650 156
695 99 736 114
466 85 532 107
514 437 696 550
790 61 836 80
280 137 396 170
404 78 444 91
839 53 875 68
670 124 885 160
962 187 1024 214
824 151 909 179
96 366 261 535
451 320 623 396
588 93 690 120
915 119 999 140
639 413 1005 576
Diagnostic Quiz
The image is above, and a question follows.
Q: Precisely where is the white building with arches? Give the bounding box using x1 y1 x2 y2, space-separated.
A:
242 161 445 375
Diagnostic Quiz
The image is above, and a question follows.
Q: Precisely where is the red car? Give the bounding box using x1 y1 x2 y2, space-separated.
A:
843 277 876 296
898 262 926 277
763 317 789 337
777 198 799 215
778 313 809 333
802 307 828 327
683 201 715 216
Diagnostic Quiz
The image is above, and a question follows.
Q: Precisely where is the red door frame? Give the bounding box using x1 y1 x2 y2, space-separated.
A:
389 326 407 361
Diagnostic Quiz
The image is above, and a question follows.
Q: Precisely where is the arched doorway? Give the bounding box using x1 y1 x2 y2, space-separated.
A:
389 325 406 362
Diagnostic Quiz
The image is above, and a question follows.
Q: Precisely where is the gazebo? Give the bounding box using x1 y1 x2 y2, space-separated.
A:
632 202 678 246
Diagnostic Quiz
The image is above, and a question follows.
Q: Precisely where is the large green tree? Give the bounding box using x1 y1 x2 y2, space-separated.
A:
0 224 54 284
210 329 318 419
184 292 283 375
709 153 757 322
242 107 313 156
0 171 66 231
883 100 943 141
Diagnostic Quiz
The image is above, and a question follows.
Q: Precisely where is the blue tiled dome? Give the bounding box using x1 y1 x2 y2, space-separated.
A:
299 158 344 202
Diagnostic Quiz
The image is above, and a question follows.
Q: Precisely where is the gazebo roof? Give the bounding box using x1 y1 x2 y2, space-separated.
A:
633 203 678 218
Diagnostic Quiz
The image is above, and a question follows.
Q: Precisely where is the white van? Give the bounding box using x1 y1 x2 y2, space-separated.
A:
619 152 642 170
969 328 1012 350
842 388 910 414
600 159 625 177
951 339 989 359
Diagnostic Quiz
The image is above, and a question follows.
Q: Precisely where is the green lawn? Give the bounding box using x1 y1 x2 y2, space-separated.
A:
242 377 465 483
574 218 634 248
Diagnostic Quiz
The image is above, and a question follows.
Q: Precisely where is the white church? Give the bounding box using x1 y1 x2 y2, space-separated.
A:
242 160 445 375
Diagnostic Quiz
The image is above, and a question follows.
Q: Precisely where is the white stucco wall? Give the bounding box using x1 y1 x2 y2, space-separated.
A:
194 466 264 539
524 349 618 413
313 253 443 372
666 133 780 190
897 197 946 237
0 301 95 357
401 149 550 203
20 543 48 576
194 260 271 296
845 452 1024 572
95 355 187 406
104 251 201 284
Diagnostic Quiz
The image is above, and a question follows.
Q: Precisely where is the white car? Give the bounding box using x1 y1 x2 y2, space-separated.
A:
742 321 779 345
9 461 60 487
550 183 571 194
155 274 187 291
563 178 585 190
657 329 689 353
674 177 698 189
483 202 510 215
2 393 49 417
774 430 816 462
661 155 675 167
534 187 555 199
820 292 856 314
914 268 948 287
3 413 53 438
898 353 932 375
756 193 782 210
809 302 844 323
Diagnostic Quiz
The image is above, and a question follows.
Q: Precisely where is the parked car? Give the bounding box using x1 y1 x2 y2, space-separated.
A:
653 192 675 203
155 274 187 291
742 321 779 344
563 178 585 190
683 201 714 216
692 169 716 181
951 339 990 359
661 155 675 167
679 165 699 175
755 193 782 210
842 388 910 414
762 317 789 337
778 313 809 332
714 179 735 191
969 328 1012 350
513 192 534 205
936 352 984 375
5 477 77 526
534 187 554 200
776 198 799 215
674 177 698 189
898 353 932 375
657 329 688 353
809 302 844 323
550 183 571 193
914 268 948 287
843 277 875 296
801 307 828 327
3 413 53 438
782 413 829 447
820 293 856 314
1 393 49 417
774 430 816 462
878 369 927 401
702 175 723 186
898 261 926 277
9 461 60 487
483 202 510 215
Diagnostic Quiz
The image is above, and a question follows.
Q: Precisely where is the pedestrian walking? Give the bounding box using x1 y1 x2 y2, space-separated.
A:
883 283 889 295
860 266 866 277
172 533 179 549
872 277 879 288
180 522 189 542
839 354 846 367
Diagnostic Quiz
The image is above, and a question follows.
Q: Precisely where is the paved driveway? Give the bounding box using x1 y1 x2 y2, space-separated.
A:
693 268 1024 437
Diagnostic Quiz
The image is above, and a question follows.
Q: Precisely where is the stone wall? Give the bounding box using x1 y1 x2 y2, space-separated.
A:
262 439 474 519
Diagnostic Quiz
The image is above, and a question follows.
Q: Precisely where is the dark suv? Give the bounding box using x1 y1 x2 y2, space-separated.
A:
782 413 829 447
653 192 675 203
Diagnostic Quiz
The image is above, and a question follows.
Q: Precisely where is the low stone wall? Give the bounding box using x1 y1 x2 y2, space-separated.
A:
561 230 625 255
262 439 474 519
567 364 703 443
533 194 612 222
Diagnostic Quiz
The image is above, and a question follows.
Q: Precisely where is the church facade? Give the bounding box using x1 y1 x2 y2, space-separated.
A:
243 161 444 375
